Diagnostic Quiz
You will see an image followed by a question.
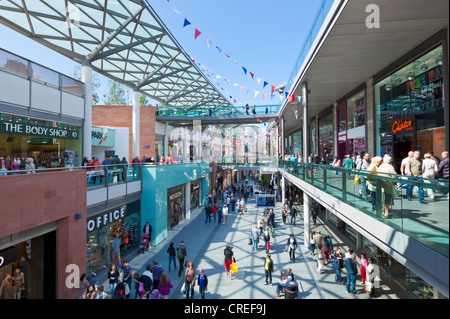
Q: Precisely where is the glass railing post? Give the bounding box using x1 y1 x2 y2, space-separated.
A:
323 168 327 192
342 170 347 201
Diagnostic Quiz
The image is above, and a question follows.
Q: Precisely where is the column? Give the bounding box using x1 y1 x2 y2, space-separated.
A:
193 120 202 161
132 88 140 159
281 117 285 156
303 193 311 249
333 102 338 159
302 82 309 162
81 59 92 159
185 181 191 219
281 175 286 204
366 77 375 155
164 123 170 158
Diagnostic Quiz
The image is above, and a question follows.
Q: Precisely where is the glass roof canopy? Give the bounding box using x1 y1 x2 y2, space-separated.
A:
0 0 232 110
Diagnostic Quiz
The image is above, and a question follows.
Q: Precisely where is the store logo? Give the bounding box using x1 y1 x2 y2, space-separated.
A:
87 207 125 231
65 264 80 289
392 120 413 133
366 4 380 29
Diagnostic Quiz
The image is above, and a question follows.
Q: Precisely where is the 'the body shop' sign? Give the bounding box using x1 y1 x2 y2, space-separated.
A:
0 119 79 140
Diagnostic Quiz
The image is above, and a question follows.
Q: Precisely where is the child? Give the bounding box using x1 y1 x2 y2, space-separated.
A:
197 269 208 299
138 275 145 299
133 272 140 299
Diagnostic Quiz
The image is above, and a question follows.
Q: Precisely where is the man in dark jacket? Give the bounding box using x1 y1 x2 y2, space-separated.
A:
345 253 358 294
205 204 212 223
439 151 449 198
290 205 297 226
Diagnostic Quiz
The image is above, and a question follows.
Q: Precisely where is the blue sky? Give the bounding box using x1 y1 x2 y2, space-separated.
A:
0 0 321 108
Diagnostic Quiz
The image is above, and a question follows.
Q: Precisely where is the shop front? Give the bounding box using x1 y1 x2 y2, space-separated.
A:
0 113 82 169
337 90 366 161
167 185 186 230
375 45 446 169
0 231 56 299
86 201 141 281
318 110 334 164
190 179 202 211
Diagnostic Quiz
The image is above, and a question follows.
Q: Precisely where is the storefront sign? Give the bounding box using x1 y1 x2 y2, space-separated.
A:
168 190 183 201
0 119 79 140
0 246 17 267
91 126 115 147
87 206 125 231
392 116 415 134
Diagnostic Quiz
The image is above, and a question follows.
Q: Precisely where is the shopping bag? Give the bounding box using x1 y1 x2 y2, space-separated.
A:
248 237 253 245
230 263 238 274
181 282 186 294
354 175 361 185
124 283 130 295
267 241 271 250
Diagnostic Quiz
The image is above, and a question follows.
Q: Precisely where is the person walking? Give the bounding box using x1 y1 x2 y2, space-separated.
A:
378 154 398 218
366 156 383 213
251 225 260 251
438 151 449 199
217 204 223 224
345 253 359 294
290 205 297 226
422 152 438 200
240 198 246 215
321 236 330 264
316 247 324 274
357 152 371 200
224 245 235 279
333 247 344 283
204 204 212 223
184 261 196 299
406 150 425 203
119 259 133 298
286 234 298 262
360 252 368 285
158 273 173 299
309 231 316 256
141 265 153 299
177 241 188 277
365 257 376 296
197 269 208 299
222 204 229 224
264 254 274 286
167 242 177 273
107 264 119 295
263 227 271 254
151 260 164 289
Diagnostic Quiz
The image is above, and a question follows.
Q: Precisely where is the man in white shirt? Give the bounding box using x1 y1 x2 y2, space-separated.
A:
401 151 414 175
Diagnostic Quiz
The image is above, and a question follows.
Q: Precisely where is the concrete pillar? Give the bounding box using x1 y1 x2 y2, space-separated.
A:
281 175 286 204
366 77 375 155
303 192 311 248
132 89 140 159
164 123 170 158
81 60 92 159
333 102 338 159
281 117 285 156
302 82 309 161
193 120 202 161
185 181 191 219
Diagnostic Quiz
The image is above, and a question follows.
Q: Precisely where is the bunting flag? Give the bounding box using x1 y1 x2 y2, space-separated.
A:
263 81 268 89
257 77 261 85
183 18 191 27
173 7 181 14
194 28 201 39
271 85 276 95
262 93 267 100
242 67 247 75
254 90 259 98
250 72 254 79
206 38 211 48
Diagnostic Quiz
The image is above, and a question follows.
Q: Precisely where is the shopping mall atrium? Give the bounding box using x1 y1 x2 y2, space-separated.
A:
0 0 448 301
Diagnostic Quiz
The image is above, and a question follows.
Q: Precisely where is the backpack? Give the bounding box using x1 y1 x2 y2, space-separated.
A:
177 246 185 259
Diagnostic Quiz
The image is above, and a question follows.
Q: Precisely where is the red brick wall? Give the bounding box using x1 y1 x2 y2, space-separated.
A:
0 170 87 299
92 105 156 161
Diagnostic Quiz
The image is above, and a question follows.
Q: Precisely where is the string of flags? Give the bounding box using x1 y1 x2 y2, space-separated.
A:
161 0 302 107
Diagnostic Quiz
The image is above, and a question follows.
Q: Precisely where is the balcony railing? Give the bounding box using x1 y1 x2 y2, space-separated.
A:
155 105 281 117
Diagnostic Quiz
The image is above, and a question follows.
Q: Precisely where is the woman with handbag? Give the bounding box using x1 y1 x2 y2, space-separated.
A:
184 261 196 299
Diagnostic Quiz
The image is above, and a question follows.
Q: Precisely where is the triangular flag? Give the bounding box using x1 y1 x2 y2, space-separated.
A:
262 93 267 100
263 81 268 89
292 94 296 102
183 19 191 27
206 38 211 48
254 90 259 98
242 67 247 75
240 86 244 91
194 28 201 39
285 91 289 98
216 46 222 53
173 7 180 14
226 54 230 58
257 78 261 85
250 72 254 79
271 85 276 95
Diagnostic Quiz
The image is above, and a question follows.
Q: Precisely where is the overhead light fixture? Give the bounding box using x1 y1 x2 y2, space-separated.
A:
435 54 443 66
406 72 414 81
420 63 428 71
395 77 402 85
385 84 392 91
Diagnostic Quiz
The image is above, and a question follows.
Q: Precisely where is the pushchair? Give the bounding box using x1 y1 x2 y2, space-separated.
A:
138 234 149 254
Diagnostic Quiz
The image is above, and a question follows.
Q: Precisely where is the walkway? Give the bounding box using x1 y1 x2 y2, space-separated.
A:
98 182 413 299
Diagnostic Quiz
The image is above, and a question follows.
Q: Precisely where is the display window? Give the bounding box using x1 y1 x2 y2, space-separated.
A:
167 186 185 230
190 180 201 210
319 111 334 164
375 45 445 168
86 202 140 282
0 113 82 169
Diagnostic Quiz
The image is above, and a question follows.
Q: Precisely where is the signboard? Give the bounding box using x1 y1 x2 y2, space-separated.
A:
87 206 126 232
256 194 276 207
0 119 79 140
91 126 115 147
391 115 415 135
